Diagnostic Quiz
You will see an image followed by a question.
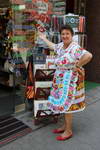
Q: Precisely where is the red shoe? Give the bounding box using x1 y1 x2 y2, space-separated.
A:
56 134 73 141
52 129 64 134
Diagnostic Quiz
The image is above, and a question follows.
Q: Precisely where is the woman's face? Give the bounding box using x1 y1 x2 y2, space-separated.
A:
61 29 73 45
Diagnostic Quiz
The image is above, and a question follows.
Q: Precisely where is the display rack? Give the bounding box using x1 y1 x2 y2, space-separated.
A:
33 55 59 125
33 65 58 124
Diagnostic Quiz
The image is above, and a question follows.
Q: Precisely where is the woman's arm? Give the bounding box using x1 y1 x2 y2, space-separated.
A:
38 32 55 50
76 52 93 67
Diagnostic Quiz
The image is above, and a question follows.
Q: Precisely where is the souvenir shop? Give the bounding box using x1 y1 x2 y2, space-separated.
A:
0 0 97 121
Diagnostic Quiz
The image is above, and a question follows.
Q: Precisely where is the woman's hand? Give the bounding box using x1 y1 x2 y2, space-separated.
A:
73 60 85 76
73 60 80 72
38 31 46 41
37 31 55 50
75 59 80 67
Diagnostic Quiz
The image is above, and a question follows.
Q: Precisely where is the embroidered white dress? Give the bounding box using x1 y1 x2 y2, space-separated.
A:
48 41 88 113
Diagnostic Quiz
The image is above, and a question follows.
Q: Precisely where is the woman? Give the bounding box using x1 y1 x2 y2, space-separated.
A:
39 24 92 141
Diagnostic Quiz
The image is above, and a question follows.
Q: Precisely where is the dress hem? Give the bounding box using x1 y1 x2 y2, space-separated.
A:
50 106 86 114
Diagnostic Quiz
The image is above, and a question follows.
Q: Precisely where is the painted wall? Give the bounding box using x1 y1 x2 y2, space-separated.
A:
86 0 100 83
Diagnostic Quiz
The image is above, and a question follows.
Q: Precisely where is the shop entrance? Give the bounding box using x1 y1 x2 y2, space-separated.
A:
0 1 26 117
0 1 15 116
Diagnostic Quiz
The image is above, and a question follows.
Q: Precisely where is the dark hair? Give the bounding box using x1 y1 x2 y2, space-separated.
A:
60 24 74 36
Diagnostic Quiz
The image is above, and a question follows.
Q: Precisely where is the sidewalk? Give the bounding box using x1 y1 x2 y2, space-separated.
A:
1 86 100 150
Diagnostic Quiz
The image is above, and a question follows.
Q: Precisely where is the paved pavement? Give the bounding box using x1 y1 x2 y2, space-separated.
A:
1 86 100 150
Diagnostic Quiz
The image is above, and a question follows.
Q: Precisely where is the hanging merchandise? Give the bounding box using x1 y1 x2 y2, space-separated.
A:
63 13 86 34
10 0 36 70
51 15 64 32
50 15 63 43
79 16 85 33
25 60 35 100
63 13 79 33
50 0 66 15
49 0 66 43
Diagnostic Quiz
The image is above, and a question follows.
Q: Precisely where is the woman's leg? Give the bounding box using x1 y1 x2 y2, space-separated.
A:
52 115 65 133
61 113 73 137
56 123 65 131
56 113 73 140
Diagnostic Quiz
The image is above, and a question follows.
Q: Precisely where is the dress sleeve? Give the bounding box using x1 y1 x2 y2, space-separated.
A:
73 46 88 60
